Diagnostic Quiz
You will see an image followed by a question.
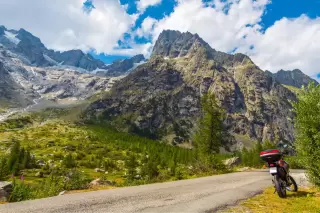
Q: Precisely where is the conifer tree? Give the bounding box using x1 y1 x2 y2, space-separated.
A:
0 158 8 180
194 93 225 159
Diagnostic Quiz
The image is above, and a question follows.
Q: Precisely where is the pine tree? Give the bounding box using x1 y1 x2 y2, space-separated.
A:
22 150 31 169
7 140 21 173
194 93 225 159
126 154 138 181
0 158 8 180
62 154 76 168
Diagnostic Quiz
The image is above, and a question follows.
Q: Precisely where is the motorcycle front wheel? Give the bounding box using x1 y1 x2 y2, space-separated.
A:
287 175 298 192
274 175 287 198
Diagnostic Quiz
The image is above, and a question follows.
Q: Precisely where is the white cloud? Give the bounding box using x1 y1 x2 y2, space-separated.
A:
245 15 320 79
150 0 270 51
109 42 153 57
136 17 157 38
136 0 162 13
137 0 320 78
0 0 136 53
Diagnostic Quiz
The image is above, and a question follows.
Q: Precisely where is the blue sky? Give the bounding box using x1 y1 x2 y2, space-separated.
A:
1 0 320 79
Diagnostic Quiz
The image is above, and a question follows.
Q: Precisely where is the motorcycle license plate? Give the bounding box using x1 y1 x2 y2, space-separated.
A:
269 167 277 174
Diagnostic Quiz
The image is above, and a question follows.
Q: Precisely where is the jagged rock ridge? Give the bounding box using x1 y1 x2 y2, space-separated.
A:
97 54 146 77
266 69 318 88
0 26 107 71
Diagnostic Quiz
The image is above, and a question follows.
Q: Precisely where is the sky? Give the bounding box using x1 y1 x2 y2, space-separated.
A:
0 0 319 79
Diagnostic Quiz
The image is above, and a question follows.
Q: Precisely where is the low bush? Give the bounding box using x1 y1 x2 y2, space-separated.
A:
9 169 91 202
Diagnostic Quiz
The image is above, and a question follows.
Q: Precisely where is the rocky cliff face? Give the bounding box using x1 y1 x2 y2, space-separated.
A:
0 60 36 108
87 30 297 149
266 69 318 88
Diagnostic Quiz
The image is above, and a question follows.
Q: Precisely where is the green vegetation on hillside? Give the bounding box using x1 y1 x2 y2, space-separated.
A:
283 84 301 93
293 82 320 187
0 106 231 202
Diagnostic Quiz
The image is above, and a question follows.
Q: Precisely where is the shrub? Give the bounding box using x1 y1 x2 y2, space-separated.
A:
63 170 91 190
285 156 305 169
9 180 33 202
32 175 64 199
62 154 77 168
293 83 320 186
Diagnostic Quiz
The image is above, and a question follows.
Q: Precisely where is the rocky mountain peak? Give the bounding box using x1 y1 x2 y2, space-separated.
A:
152 30 254 73
17 28 43 45
266 69 318 88
0 25 109 71
131 54 145 63
0 26 5 36
152 30 213 59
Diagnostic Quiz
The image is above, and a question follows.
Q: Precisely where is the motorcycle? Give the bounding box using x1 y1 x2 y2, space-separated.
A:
260 148 298 198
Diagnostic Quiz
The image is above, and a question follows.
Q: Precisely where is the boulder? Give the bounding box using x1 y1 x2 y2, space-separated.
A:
89 178 112 188
236 167 250 172
223 157 241 168
89 178 101 187
0 181 12 202
94 168 105 173
58 191 66 196
35 171 44 178
64 145 76 151
37 160 46 167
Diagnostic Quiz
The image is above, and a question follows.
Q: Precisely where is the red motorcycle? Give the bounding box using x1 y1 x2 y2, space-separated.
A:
260 149 298 198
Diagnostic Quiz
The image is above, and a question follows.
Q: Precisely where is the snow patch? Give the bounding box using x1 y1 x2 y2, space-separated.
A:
4 31 20 45
91 68 109 74
50 65 88 73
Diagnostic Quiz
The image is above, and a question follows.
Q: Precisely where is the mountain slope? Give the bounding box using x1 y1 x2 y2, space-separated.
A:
0 49 38 108
266 69 318 88
0 45 124 112
86 30 296 149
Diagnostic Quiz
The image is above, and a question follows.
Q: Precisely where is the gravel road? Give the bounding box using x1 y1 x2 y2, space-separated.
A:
0 170 307 213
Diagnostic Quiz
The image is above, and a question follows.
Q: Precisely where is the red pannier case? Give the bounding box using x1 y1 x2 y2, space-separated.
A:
260 149 282 163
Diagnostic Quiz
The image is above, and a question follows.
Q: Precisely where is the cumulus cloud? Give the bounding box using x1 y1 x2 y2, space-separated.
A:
0 0 136 53
136 0 162 13
136 17 158 38
108 42 153 57
245 15 320 78
138 0 320 79
149 0 270 52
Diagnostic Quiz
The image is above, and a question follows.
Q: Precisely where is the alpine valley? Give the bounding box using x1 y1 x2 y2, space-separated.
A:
0 26 318 150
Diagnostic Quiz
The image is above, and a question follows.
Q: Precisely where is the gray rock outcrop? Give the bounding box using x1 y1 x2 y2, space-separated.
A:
0 181 13 202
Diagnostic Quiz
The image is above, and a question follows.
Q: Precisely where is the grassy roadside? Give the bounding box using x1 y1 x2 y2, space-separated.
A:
219 186 320 213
